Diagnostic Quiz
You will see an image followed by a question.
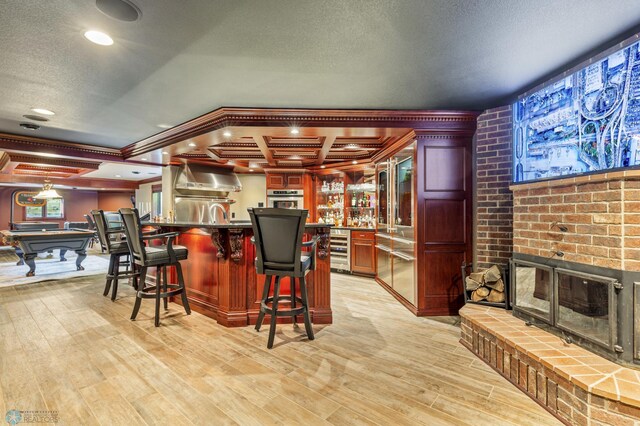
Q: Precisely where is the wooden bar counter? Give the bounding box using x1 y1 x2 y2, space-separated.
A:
143 221 332 327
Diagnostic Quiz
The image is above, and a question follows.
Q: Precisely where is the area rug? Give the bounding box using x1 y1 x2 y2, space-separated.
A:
0 249 110 287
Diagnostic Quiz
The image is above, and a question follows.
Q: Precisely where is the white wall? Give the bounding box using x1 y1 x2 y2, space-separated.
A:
230 174 266 221
135 183 153 215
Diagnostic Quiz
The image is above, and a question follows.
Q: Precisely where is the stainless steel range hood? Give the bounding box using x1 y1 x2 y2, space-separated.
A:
173 164 242 197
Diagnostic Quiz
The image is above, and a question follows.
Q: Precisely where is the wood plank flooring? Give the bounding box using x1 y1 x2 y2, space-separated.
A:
0 263 562 425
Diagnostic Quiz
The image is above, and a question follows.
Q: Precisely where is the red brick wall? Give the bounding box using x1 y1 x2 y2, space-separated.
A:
512 173 640 272
476 105 513 268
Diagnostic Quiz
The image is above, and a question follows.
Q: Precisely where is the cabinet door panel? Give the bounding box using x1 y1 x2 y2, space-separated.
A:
287 174 303 188
267 174 285 189
351 239 375 275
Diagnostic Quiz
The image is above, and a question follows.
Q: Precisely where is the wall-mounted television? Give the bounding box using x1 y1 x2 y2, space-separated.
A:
513 40 640 183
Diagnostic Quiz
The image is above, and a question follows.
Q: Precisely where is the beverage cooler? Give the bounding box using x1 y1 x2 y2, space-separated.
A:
375 143 416 306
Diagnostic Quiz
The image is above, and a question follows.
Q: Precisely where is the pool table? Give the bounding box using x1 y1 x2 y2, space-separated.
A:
0 229 96 277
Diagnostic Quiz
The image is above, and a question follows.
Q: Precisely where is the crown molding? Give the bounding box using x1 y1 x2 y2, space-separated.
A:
121 107 480 159
0 132 122 162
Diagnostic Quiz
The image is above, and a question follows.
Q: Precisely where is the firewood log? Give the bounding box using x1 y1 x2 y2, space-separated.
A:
487 289 505 303
485 278 505 292
469 271 485 283
475 286 490 298
483 265 502 283
471 289 486 302
465 277 481 291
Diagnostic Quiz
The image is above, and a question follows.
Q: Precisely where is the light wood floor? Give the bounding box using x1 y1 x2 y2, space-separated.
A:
0 265 562 425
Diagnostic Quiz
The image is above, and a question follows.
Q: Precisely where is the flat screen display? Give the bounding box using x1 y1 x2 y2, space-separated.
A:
513 41 640 183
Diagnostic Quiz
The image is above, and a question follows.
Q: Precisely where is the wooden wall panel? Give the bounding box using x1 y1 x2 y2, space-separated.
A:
416 136 472 316
424 146 466 191
424 199 466 244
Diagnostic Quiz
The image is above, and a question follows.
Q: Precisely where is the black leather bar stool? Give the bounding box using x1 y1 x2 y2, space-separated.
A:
119 208 191 327
91 209 138 301
248 207 316 349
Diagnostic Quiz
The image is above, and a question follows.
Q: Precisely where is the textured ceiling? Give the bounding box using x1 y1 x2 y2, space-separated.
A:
1 0 640 148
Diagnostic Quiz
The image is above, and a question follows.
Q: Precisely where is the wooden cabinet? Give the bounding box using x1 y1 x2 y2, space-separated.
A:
266 173 303 189
350 230 375 276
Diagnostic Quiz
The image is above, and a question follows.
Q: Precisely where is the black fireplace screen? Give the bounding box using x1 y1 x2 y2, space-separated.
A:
513 261 553 323
555 269 615 348
512 260 618 352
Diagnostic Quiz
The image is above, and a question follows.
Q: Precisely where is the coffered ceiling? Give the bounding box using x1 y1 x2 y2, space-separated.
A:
1 0 640 149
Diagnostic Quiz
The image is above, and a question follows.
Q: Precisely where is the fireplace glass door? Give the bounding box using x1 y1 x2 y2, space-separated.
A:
512 260 553 323
555 268 617 349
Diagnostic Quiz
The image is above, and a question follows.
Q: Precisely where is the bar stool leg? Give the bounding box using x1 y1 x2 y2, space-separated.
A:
255 275 272 331
175 262 191 315
131 263 139 291
111 255 120 301
103 254 115 297
162 266 169 310
267 276 281 349
299 275 314 341
154 266 162 327
291 277 297 327
131 267 147 320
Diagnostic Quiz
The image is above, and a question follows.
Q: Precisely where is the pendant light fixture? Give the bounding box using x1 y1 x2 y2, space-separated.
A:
34 179 62 199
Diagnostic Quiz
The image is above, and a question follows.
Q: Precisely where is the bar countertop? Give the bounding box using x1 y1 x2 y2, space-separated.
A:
142 221 333 229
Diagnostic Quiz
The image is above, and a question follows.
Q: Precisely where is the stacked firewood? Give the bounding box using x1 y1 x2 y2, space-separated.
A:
465 265 505 303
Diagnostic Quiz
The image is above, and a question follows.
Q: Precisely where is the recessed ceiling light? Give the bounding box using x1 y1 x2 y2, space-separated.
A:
157 123 172 129
290 128 299 135
223 131 231 137
352 160 358 165
249 169 254 172
84 30 114 46
141 158 148 161
20 123 40 130
115 174 122 178
96 0 142 22
320 165 326 169
188 142 196 147
162 151 169 155
31 108 55 116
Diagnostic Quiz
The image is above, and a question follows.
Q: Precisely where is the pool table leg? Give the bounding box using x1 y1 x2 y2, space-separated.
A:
60 249 68 262
14 248 24 266
75 250 87 271
24 254 37 277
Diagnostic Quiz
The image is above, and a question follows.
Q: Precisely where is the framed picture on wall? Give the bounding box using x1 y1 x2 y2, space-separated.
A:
14 191 46 207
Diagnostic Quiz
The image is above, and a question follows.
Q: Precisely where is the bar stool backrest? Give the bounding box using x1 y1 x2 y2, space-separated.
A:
248 208 308 276
85 214 96 230
119 208 146 265
90 210 110 252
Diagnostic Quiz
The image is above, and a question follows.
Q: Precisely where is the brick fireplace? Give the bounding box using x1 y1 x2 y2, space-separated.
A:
462 171 640 425
511 173 640 367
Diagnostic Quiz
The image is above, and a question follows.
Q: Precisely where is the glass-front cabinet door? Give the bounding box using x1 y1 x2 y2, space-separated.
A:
377 163 389 228
395 156 413 228
393 144 414 231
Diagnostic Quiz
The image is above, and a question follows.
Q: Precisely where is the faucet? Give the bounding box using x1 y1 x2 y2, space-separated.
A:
210 203 228 224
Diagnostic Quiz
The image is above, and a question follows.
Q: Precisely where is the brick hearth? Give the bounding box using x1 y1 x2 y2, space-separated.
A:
460 304 640 426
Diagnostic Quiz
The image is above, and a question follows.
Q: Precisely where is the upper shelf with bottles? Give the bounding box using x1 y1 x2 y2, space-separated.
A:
317 176 345 226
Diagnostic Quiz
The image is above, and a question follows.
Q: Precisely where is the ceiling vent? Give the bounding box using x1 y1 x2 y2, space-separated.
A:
19 123 40 130
96 0 141 22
